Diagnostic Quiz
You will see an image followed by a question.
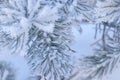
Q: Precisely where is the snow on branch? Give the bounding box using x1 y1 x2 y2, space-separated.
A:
95 0 120 25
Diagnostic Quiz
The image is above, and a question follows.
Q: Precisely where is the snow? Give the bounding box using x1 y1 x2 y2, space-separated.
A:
71 24 98 60
71 24 120 80
1 16 119 80
0 51 30 80
106 65 120 80
0 0 120 80
0 0 58 39
20 17 31 29
95 0 120 24
35 6 59 22
33 22 55 33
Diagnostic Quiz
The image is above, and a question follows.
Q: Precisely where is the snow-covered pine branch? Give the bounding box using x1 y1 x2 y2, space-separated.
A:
78 22 120 80
0 0 96 51
95 0 120 25
3 0 120 80
0 0 61 53
26 20 74 80
0 0 97 80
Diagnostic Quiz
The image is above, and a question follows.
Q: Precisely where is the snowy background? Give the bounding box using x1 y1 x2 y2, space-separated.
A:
0 18 120 80
72 24 120 80
0 23 120 80
0 0 120 80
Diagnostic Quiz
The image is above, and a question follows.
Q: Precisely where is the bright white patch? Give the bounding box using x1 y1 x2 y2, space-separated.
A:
20 17 31 29
36 6 59 22
33 22 55 33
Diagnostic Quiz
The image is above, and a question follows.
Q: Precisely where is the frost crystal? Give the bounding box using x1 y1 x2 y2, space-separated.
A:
0 0 59 38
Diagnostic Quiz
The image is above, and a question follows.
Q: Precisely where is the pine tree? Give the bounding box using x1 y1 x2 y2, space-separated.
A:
1 0 120 80
77 0 120 80
0 0 94 80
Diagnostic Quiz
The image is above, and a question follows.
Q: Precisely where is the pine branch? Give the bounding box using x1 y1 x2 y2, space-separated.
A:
95 0 120 24
80 24 120 80
26 21 74 80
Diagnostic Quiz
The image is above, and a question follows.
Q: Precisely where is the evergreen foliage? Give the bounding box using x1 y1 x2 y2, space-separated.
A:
0 0 120 80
